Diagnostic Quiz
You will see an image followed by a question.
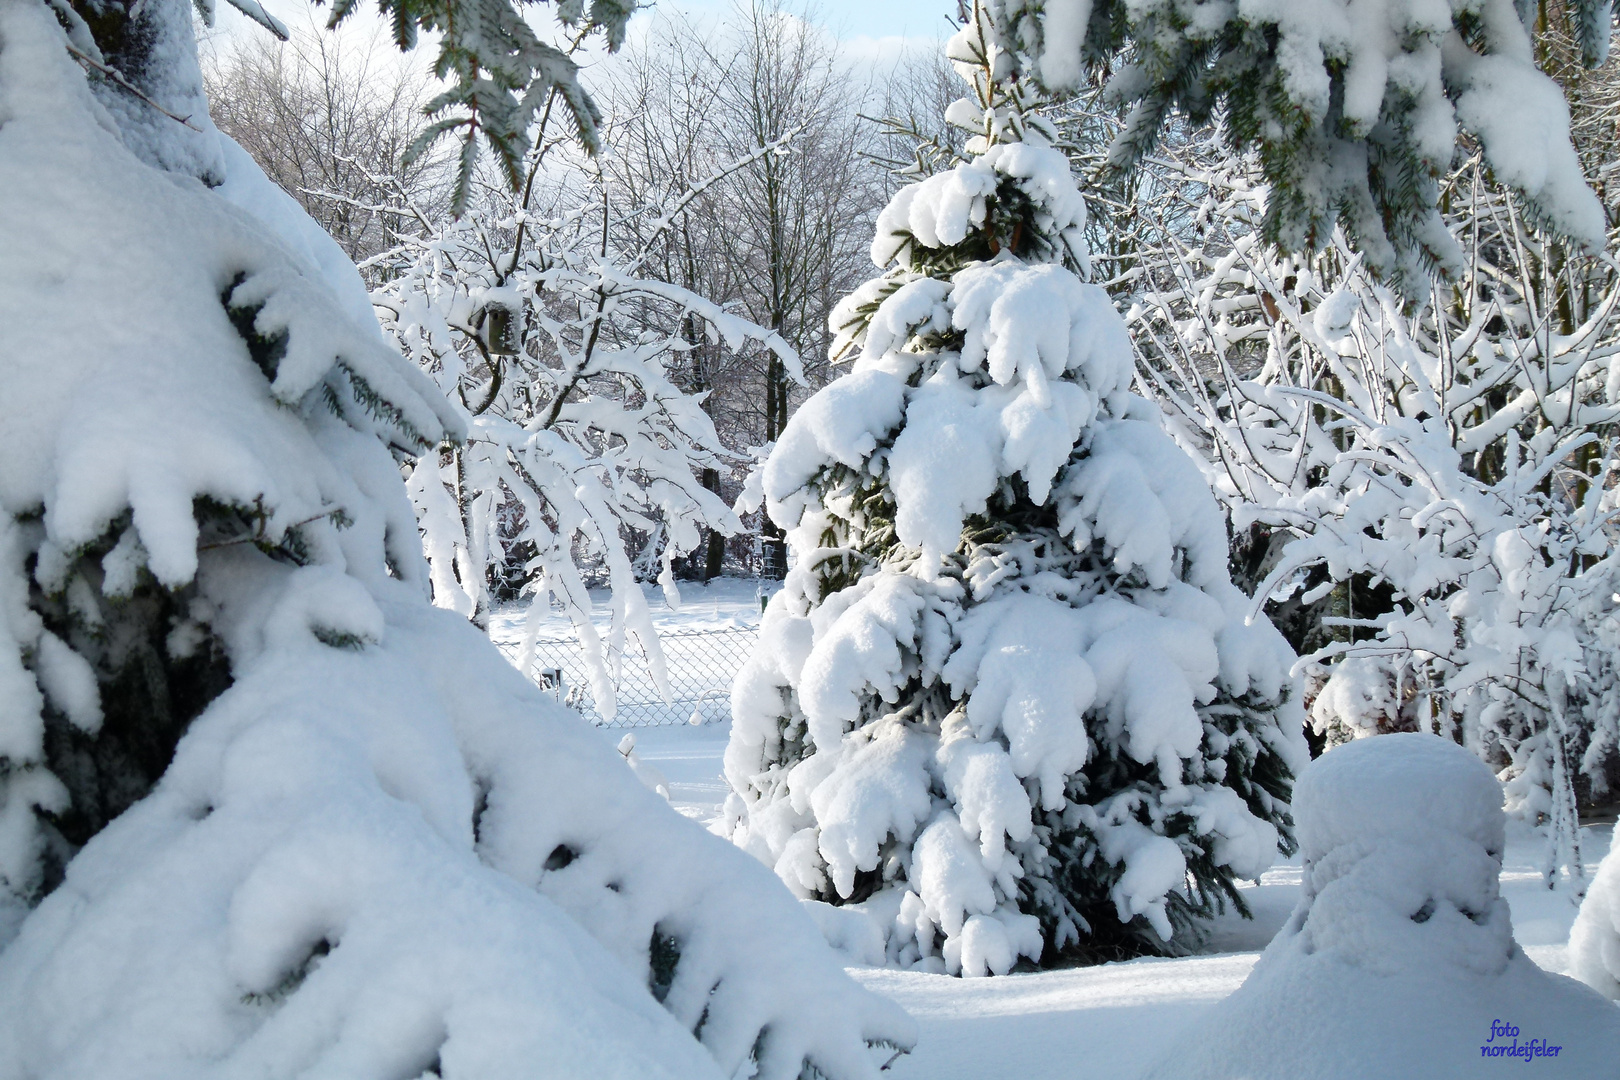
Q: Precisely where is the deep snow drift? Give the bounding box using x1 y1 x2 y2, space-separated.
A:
494 701 1615 1078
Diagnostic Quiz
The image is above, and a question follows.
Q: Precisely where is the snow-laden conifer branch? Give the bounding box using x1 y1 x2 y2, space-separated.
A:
193 0 289 39
983 0 1611 291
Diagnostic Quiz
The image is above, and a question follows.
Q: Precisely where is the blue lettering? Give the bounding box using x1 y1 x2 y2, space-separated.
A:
1479 1022 1560 1062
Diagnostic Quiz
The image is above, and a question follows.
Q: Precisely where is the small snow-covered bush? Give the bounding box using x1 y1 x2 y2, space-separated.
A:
1143 734 1620 1079
722 8 1308 974
0 2 912 1077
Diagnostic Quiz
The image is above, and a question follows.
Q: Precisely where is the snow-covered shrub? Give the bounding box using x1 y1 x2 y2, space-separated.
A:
722 7 1308 975
0 3 913 1076
1143 733 1620 1079
371 151 793 717
1122 134 1620 883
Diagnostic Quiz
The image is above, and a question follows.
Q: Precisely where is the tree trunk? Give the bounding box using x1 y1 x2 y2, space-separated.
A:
701 467 726 580
762 350 789 578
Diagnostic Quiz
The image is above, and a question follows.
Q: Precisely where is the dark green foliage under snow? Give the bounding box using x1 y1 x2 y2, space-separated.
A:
985 0 1610 291
723 5 1308 974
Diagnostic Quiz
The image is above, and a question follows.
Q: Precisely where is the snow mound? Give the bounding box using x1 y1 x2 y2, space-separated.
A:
1 577 913 1080
1570 840 1620 1000
1142 734 1620 1079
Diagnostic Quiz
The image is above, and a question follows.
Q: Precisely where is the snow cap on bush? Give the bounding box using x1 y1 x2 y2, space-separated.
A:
1142 733 1620 1079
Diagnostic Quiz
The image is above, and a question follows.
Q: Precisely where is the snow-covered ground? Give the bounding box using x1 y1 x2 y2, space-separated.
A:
488 580 1609 1076
487 577 778 641
488 578 778 729
489 578 773 816
854 827 1609 1079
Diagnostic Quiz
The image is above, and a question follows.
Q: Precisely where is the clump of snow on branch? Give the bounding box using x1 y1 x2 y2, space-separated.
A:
983 0 1606 290
725 6 1307 976
0 5 912 1076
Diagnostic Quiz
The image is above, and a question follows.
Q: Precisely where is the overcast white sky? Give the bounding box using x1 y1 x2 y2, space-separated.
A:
212 0 952 45
657 0 953 40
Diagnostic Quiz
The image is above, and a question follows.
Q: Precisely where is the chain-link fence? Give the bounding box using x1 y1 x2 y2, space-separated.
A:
496 626 759 727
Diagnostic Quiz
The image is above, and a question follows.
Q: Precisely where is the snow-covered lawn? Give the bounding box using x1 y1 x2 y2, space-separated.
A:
856 827 1607 1079
487 577 777 641
490 578 774 816
490 580 1608 1076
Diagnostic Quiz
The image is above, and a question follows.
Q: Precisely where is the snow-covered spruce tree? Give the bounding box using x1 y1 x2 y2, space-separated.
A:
723 7 1308 975
986 0 1608 292
0 1 914 1076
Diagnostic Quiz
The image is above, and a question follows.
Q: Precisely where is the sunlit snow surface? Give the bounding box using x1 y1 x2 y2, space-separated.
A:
489 579 776 822
867 834 1607 1079
492 581 1609 1077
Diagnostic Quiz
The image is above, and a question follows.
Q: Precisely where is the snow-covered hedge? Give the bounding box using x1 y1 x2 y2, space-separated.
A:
1143 734 1620 1078
0 3 912 1076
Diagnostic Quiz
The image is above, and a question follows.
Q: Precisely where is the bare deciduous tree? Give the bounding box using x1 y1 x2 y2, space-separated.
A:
204 24 446 265
599 2 889 575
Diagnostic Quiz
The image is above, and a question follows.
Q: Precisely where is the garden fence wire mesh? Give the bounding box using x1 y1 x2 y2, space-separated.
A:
495 626 759 727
